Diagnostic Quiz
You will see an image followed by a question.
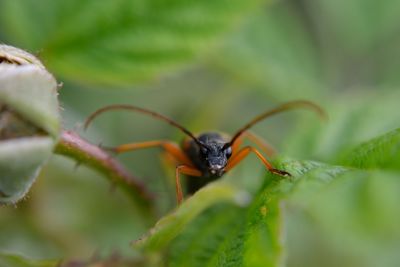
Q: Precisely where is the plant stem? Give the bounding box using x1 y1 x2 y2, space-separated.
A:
54 130 155 219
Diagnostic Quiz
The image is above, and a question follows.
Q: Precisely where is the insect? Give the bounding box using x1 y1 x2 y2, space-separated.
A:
84 100 325 204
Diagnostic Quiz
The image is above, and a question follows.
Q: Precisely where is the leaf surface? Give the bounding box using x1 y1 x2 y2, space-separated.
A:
1 0 263 86
341 128 400 170
134 181 251 252
0 253 57 267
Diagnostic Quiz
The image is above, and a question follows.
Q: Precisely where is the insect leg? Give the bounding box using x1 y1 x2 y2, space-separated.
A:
225 146 290 176
109 140 193 166
175 165 202 204
232 131 276 157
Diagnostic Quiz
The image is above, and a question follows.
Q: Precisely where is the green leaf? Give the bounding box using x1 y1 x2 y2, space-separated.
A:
1 0 263 86
134 181 251 252
341 128 400 170
212 5 322 99
164 158 400 266
167 204 246 267
284 169 400 267
284 90 400 162
0 253 57 267
166 159 347 267
167 183 289 267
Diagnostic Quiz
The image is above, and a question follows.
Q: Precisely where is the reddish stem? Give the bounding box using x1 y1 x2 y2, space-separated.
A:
54 130 155 218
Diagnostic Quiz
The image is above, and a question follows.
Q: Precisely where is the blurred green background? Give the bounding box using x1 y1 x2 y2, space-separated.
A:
0 0 399 266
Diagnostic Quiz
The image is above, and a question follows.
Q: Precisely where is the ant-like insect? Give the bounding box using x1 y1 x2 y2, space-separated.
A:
85 100 324 204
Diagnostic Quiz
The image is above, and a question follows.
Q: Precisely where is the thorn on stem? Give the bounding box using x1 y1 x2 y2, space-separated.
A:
270 168 291 177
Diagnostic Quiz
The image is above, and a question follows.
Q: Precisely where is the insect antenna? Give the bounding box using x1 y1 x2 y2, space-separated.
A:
84 104 206 148
225 100 326 148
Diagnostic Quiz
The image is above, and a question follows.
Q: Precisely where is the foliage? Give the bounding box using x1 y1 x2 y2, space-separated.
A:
0 0 399 266
342 128 400 170
0 253 57 267
0 0 262 86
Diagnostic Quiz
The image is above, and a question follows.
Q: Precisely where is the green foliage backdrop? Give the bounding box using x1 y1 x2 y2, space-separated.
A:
1 0 261 85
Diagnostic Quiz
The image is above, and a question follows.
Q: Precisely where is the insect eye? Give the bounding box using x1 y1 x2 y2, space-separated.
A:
200 147 208 155
224 147 232 158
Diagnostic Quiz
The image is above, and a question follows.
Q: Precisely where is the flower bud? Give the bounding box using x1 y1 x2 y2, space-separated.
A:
0 45 60 204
